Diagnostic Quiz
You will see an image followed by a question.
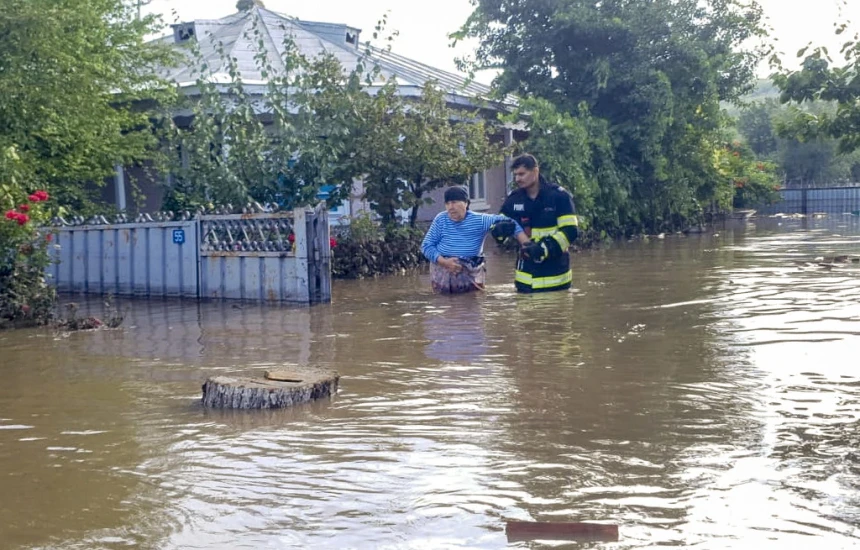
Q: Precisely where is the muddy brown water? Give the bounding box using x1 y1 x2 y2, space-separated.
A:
1 217 859 549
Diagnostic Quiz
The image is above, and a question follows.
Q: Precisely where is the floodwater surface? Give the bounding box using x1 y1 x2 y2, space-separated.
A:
1 217 859 549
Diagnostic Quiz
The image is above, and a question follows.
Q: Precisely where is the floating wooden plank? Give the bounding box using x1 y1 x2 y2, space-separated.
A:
505 521 619 542
264 370 304 382
201 367 339 409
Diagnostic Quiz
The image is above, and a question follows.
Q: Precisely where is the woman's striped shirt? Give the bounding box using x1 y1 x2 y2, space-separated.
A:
421 211 523 264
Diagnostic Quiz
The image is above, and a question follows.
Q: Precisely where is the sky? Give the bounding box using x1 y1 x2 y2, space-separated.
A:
144 0 860 84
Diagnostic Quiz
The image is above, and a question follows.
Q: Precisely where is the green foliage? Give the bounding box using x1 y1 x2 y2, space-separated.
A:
170 20 375 211
337 211 382 244
0 0 177 215
236 0 265 10
734 98 860 186
456 0 770 234
1 155 56 328
331 215 426 278
356 82 504 226
162 13 501 225
738 99 781 157
501 98 604 229
715 141 780 209
772 27 860 153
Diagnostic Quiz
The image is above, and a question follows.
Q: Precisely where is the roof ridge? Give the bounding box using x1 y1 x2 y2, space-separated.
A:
369 46 487 89
251 8 289 73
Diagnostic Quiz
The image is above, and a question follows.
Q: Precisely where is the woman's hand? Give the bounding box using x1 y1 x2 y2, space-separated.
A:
437 256 462 273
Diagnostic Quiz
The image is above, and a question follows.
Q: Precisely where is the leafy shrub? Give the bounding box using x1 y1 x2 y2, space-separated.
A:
1 179 56 329
331 213 427 278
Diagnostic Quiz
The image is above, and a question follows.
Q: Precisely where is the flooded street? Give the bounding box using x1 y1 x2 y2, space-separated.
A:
2 217 860 549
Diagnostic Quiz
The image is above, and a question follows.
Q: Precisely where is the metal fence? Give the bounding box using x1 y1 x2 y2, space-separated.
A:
755 187 860 215
47 204 331 303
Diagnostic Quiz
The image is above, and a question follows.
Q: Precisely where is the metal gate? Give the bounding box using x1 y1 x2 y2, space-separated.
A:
47 204 331 303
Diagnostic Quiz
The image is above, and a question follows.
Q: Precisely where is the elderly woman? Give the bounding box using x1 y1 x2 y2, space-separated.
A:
421 186 528 293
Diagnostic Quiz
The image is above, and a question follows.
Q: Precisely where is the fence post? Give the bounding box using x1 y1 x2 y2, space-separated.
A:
293 207 310 303
313 202 331 302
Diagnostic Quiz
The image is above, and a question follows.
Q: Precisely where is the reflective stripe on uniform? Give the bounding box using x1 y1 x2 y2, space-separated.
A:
514 269 572 289
530 226 557 239
531 225 571 250
557 214 579 227
551 231 570 250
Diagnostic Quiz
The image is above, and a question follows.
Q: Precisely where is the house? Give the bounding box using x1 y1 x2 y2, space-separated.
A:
108 6 525 222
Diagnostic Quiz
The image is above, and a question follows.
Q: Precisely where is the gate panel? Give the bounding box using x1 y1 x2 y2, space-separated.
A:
48 206 330 303
50 220 198 298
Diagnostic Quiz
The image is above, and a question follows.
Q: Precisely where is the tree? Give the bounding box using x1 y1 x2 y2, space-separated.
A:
236 0 265 10
162 19 372 212
716 141 780 209
499 98 613 231
735 98 860 186
772 14 860 153
738 99 780 157
355 82 504 226
0 0 177 214
163 13 503 227
455 0 770 233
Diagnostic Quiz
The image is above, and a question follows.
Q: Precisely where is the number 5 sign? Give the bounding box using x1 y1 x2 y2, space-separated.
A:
172 228 185 245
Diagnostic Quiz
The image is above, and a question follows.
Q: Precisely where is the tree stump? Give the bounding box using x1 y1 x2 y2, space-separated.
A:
201 367 339 409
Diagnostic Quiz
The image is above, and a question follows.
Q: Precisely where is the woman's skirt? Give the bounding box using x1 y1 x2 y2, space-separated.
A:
430 257 486 294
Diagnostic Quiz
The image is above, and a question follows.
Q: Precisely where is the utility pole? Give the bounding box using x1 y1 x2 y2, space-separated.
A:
135 0 152 21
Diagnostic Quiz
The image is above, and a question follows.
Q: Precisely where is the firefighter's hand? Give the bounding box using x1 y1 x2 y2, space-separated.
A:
490 219 516 243
521 241 548 263
437 256 462 273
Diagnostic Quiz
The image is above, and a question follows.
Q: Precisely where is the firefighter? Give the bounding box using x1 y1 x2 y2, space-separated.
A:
490 154 579 293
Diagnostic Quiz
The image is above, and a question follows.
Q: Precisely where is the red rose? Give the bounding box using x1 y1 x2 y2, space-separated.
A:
4 210 16 220
329 237 337 248
288 233 295 243
16 213 30 225
28 190 49 202
18 204 29 212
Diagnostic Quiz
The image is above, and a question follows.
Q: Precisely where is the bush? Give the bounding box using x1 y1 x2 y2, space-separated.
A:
719 141 781 209
0 187 56 329
331 213 427 279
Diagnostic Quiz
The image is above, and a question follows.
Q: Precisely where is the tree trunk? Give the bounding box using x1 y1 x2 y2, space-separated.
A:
409 199 420 227
201 368 339 409
409 185 423 227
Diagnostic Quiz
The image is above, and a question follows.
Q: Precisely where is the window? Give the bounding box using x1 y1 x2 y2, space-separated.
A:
173 23 196 43
469 171 488 209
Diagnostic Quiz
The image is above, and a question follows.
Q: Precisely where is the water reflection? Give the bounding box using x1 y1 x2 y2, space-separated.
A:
422 295 489 364
1 218 860 548
51 298 340 376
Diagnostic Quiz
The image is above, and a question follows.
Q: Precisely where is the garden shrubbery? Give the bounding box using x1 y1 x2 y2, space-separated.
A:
1 186 56 329
331 213 427 279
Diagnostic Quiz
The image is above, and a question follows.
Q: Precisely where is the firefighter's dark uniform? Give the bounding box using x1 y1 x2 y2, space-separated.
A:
500 176 579 293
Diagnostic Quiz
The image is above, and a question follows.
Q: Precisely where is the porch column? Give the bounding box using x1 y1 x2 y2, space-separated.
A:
114 163 127 211
503 128 514 195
